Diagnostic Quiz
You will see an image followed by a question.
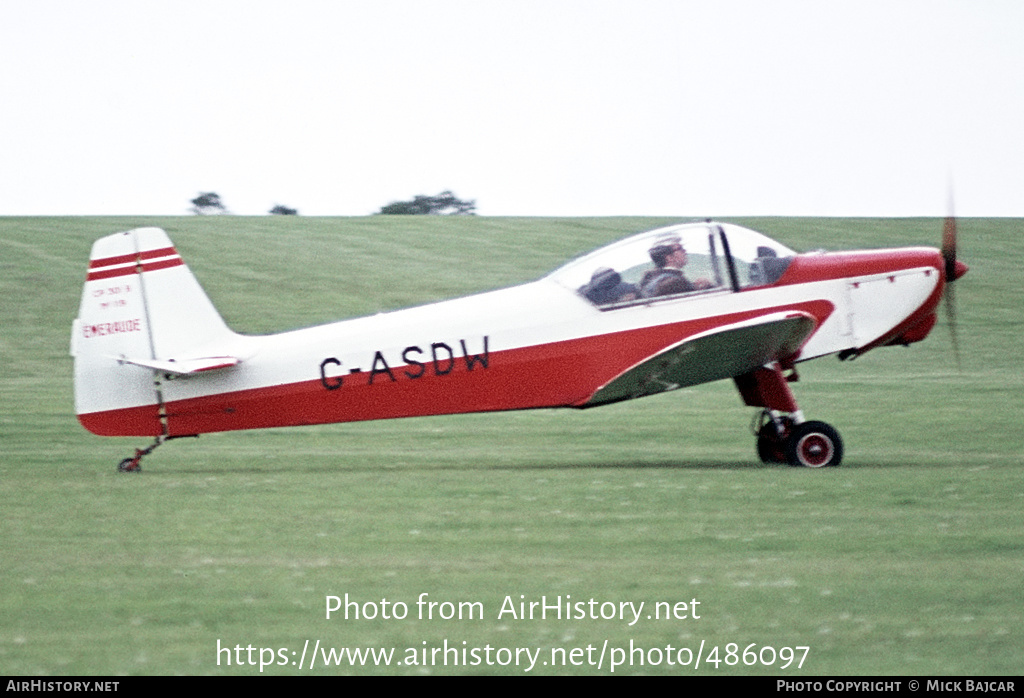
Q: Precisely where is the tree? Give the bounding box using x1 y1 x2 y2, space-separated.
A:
190 192 228 215
269 204 298 215
377 190 476 215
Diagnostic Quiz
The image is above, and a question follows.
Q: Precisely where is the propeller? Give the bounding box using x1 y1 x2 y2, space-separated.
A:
940 207 968 369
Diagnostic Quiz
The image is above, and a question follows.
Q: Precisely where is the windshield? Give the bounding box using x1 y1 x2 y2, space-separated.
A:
717 223 796 289
548 222 795 308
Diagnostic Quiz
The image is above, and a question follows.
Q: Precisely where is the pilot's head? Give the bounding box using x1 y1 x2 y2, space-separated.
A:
649 236 686 269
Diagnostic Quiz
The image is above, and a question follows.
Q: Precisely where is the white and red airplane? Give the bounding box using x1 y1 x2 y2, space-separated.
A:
71 220 966 471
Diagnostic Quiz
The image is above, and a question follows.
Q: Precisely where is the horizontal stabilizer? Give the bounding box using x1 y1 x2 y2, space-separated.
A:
583 311 817 407
115 355 240 375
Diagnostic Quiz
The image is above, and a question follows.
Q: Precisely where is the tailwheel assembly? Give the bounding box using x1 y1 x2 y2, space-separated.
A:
116 436 166 473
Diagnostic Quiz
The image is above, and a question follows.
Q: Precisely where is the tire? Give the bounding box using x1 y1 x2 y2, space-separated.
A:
785 421 843 468
117 457 141 473
756 422 786 464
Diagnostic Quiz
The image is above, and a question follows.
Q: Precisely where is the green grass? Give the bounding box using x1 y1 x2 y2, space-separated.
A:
1 215 1021 675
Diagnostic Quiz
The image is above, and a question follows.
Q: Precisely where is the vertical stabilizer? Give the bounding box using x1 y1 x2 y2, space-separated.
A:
71 228 237 436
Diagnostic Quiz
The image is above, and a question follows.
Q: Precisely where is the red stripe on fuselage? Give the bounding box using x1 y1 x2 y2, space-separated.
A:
77 404 164 437
77 301 834 437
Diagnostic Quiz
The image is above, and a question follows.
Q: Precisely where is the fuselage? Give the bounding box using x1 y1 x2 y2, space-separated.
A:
73 223 948 438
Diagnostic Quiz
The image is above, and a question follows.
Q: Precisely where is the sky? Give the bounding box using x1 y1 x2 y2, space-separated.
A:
2 1 1022 217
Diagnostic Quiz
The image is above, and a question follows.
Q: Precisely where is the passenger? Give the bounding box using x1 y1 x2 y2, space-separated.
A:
756 245 791 284
579 267 638 305
640 236 711 297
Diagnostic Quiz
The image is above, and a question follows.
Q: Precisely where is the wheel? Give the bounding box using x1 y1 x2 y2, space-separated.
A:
756 422 787 464
784 421 843 468
117 457 141 473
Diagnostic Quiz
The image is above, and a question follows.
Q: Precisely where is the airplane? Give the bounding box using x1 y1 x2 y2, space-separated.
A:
70 219 967 471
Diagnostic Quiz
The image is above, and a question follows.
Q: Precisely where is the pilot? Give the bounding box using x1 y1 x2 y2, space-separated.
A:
580 267 638 305
640 236 711 297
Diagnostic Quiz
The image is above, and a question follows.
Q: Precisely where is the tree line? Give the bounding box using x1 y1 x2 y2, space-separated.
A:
189 191 475 216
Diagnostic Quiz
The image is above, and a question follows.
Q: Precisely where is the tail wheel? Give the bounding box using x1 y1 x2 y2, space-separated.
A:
116 437 166 472
117 457 142 473
785 421 843 468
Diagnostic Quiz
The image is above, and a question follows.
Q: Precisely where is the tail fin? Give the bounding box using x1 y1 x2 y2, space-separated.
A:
71 228 239 436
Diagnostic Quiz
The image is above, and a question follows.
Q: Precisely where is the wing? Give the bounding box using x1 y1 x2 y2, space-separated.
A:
581 311 817 407
114 355 240 375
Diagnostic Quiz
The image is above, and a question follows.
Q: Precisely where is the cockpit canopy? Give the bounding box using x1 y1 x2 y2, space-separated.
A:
548 222 796 308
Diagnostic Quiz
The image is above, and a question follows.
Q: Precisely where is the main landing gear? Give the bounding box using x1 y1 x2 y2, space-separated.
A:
754 411 843 468
736 363 843 468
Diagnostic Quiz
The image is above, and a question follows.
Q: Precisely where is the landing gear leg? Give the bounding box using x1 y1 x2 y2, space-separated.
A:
117 436 165 473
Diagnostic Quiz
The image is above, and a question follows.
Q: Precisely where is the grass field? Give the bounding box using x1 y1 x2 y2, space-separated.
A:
1 215 1021 675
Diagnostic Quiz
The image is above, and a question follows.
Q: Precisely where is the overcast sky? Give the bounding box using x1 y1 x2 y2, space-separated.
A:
2 1 1021 217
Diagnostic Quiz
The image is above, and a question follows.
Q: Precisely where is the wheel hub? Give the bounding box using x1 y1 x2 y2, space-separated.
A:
796 433 834 468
